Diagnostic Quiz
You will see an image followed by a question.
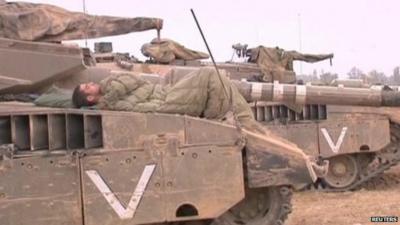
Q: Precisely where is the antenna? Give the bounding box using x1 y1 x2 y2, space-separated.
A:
190 9 230 101
298 13 303 75
82 0 88 47
190 9 242 132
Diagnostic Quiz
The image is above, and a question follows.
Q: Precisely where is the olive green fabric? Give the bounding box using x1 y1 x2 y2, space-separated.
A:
34 86 73 108
97 73 166 112
141 38 209 63
0 93 37 102
0 2 162 42
248 46 333 83
97 67 254 124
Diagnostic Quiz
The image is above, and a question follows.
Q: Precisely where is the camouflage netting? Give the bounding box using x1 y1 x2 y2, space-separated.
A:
141 38 209 63
248 46 333 83
0 1 162 42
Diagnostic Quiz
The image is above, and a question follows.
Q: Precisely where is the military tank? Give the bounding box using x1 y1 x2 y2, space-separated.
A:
3 31 400 225
237 81 400 191
219 46 400 191
5 34 400 224
0 2 325 225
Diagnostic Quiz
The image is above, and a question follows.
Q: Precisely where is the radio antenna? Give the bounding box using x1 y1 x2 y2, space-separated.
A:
82 0 88 47
190 9 242 131
190 9 230 99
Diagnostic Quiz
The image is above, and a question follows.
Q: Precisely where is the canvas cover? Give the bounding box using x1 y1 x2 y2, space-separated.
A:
0 1 162 42
141 38 209 63
248 46 333 83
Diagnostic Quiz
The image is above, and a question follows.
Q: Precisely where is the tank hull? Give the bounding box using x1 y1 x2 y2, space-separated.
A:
0 103 315 225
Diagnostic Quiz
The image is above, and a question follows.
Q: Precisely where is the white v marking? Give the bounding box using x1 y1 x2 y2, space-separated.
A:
321 127 348 154
86 164 156 219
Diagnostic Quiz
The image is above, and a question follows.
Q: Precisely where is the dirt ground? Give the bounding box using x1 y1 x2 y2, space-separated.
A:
287 165 400 225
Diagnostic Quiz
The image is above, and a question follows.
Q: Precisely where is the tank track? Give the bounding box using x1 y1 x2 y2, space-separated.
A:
312 122 400 192
274 186 293 225
208 186 293 225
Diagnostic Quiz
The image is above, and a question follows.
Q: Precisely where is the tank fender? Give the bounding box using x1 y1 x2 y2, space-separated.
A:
243 130 317 190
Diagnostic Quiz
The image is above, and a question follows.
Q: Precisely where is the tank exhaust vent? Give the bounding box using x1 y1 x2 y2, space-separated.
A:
0 113 103 152
251 103 327 122
0 116 11 145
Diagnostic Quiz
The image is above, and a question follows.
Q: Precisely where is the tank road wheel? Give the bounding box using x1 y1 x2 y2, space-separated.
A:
211 186 292 225
322 154 359 189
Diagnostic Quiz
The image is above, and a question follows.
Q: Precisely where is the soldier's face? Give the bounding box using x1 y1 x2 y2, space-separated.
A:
80 82 101 103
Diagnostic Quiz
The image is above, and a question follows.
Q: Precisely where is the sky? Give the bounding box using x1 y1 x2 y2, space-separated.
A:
27 0 400 77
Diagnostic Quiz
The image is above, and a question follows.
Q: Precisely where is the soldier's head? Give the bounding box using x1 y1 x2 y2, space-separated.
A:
72 82 101 108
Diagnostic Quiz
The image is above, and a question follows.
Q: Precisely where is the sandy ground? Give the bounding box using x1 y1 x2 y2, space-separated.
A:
287 165 400 225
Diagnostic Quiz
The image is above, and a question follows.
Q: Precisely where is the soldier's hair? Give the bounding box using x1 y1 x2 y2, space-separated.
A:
72 85 91 108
